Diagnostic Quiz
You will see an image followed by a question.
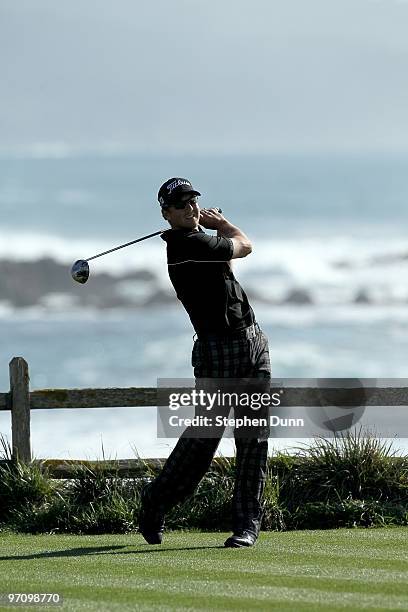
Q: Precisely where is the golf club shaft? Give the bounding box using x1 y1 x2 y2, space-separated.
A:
85 208 223 262
86 230 165 262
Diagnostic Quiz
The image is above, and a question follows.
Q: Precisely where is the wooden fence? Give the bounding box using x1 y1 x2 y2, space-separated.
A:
0 357 165 477
1 357 407 478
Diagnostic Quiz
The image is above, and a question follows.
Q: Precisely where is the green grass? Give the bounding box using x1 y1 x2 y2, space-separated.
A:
1 529 408 611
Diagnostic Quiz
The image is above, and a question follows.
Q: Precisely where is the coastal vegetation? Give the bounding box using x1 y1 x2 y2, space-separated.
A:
1 432 407 534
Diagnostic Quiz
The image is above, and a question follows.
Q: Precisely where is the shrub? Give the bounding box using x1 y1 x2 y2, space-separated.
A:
273 430 408 513
0 436 57 525
1 430 407 533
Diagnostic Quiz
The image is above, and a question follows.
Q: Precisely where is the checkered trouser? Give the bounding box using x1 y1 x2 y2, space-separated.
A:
147 325 271 534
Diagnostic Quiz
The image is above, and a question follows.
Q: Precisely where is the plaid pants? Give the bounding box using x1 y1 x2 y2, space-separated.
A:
148 323 271 534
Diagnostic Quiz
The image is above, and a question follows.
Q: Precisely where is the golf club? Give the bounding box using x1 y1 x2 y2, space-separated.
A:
71 208 223 284
70 230 165 284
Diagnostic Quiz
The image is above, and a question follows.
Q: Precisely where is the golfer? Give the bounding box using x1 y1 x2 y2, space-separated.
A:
139 177 271 547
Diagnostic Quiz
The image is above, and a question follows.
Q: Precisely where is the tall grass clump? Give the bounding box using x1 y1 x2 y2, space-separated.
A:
272 429 408 529
1 430 407 533
62 463 141 534
0 435 58 530
166 455 236 530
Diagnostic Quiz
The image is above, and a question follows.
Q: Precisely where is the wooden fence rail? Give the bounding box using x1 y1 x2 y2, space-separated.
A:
1 357 408 477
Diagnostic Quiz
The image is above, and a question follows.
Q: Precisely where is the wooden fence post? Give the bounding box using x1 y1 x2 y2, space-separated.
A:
9 357 31 463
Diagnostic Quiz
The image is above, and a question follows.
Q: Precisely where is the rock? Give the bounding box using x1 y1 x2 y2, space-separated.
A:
0 258 161 310
142 289 177 306
370 253 408 265
120 269 157 282
332 260 353 269
281 289 313 305
354 289 371 304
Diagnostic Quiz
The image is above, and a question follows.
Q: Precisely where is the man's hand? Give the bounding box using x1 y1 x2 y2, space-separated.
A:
199 208 225 230
199 207 252 259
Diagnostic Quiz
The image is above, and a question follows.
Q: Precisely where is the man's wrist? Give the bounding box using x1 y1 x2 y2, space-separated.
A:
216 219 233 234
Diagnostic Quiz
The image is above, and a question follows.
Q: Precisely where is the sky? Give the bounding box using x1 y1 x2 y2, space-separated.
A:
1 0 408 154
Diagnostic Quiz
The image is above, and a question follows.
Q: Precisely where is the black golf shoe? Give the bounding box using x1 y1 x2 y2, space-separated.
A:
138 485 165 545
224 530 258 548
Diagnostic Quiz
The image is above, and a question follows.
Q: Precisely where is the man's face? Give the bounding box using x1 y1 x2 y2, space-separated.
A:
162 194 200 230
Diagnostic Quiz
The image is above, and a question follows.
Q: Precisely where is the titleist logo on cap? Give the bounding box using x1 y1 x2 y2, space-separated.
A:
167 179 192 194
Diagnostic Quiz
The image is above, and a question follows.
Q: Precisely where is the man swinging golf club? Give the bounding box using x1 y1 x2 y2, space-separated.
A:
139 177 271 548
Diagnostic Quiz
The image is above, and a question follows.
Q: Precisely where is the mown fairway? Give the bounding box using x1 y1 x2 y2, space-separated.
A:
0 528 407 611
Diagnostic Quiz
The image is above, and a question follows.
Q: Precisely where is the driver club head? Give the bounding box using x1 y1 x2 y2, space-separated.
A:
71 259 90 284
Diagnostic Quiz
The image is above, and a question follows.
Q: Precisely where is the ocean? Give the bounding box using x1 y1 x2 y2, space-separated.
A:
1 150 408 459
